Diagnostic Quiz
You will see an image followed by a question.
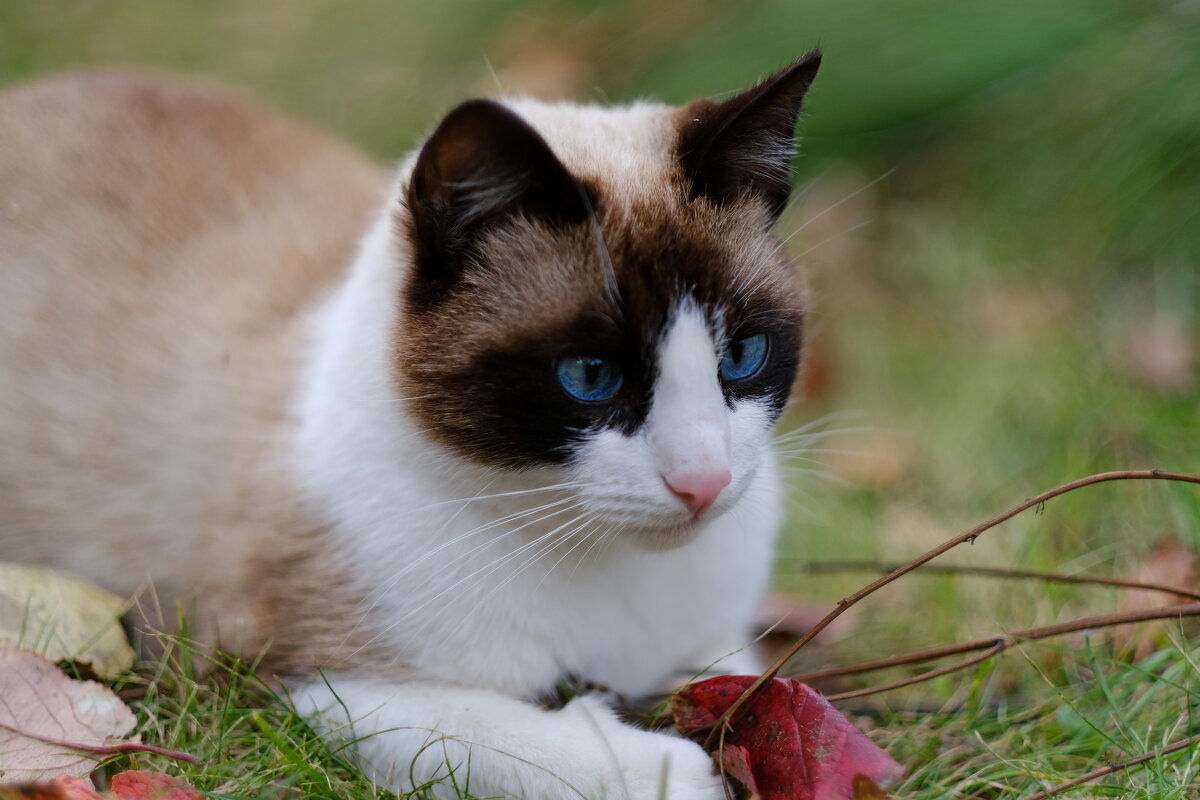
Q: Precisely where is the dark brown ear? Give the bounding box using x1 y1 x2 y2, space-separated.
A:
405 99 592 285
678 50 822 221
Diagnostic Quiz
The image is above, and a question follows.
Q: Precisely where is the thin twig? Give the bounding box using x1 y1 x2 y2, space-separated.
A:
782 559 1200 601
824 644 1006 702
807 603 1200 700
702 469 1200 748
1022 732 1200 799
791 602 1200 685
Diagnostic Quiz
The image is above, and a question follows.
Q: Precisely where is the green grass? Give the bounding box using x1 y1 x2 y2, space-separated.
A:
94 631 1199 798
881 639 1200 798
97 642 384 799
4 0 1198 796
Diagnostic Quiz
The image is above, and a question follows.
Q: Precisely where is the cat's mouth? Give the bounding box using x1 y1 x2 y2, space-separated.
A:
565 467 749 550
605 498 736 551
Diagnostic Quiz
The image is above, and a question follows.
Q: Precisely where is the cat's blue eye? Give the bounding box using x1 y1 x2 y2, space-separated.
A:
556 356 623 402
719 333 768 381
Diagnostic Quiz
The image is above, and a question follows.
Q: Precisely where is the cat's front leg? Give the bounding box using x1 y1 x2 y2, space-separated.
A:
291 674 725 800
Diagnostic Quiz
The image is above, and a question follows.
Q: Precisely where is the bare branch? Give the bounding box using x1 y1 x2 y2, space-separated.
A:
782 559 1200 601
702 469 1200 748
824 644 1005 702
799 603 1200 699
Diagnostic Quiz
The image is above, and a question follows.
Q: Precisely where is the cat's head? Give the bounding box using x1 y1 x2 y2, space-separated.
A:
392 52 820 548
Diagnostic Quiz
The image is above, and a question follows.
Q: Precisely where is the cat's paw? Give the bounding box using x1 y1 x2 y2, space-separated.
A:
563 695 725 800
620 732 726 800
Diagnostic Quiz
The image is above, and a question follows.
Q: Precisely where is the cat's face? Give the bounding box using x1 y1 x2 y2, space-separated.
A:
393 53 820 547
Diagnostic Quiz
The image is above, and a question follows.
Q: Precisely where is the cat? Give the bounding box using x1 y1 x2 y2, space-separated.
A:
0 50 820 799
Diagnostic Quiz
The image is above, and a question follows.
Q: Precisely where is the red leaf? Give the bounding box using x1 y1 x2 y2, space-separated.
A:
0 776 104 800
717 745 760 797
109 772 201 800
1115 538 1199 660
673 676 903 800
49 777 104 800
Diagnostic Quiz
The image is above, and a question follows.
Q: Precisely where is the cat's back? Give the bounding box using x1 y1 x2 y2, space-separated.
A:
0 70 387 306
0 72 387 613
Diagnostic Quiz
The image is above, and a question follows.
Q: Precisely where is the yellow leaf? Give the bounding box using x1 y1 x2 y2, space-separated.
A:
0 563 134 679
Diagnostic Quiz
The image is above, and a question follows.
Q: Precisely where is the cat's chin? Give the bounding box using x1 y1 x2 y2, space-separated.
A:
625 514 716 552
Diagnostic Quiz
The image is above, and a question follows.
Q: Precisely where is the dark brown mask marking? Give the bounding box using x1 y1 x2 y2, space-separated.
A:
394 53 821 470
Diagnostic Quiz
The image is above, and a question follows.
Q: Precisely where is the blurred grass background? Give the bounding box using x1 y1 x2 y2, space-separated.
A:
2 0 1198 795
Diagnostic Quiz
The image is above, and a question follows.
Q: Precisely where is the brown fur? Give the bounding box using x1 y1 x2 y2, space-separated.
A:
396 193 803 464
393 96 806 468
0 72 388 670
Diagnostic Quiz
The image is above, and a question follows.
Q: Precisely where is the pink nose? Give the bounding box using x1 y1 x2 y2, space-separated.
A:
665 470 732 515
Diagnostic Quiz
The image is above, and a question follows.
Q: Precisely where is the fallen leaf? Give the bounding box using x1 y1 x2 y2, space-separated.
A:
0 773 199 800
798 334 837 402
716 745 760 796
0 775 104 800
673 676 903 800
0 563 134 679
108 772 201 800
480 12 596 97
0 649 137 782
1125 312 1196 392
819 433 913 490
1116 538 1199 660
972 283 1071 346
851 774 892 799
758 593 861 643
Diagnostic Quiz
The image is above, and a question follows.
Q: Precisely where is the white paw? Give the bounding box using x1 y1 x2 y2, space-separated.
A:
563 696 726 800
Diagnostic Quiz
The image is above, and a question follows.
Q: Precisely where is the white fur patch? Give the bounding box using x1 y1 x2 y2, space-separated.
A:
288 100 790 800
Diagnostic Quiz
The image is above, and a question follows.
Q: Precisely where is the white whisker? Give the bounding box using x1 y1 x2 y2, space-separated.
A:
790 218 873 262
348 502 592 658
534 518 605 590
436 511 602 641
773 167 894 254
567 522 617 580
400 480 588 516
339 494 588 650
356 493 580 610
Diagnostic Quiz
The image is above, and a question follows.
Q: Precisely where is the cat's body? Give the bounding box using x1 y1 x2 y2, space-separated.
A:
0 58 819 799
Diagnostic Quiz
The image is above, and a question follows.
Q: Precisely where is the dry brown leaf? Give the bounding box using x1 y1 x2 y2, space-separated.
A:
479 13 597 98
798 333 837 402
758 592 862 641
0 563 134 679
1115 538 1199 659
820 433 913 490
1125 312 1196 392
852 774 894 798
973 283 1071 345
0 649 137 782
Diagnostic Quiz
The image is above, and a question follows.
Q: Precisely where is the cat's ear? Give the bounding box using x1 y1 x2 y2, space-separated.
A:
405 99 591 284
678 50 821 221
